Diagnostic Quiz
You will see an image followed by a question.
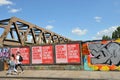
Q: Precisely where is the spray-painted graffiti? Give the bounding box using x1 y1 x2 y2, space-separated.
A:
88 42 120 66
83 40 120 71
0 47 10 61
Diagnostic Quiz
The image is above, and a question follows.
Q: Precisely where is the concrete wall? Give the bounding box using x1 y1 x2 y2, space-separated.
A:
1 39 120 71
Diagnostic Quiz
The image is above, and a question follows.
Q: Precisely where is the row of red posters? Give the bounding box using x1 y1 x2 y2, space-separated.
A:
10 43 80 64
55 44 80 63
32 44 80 64
32 46 53 64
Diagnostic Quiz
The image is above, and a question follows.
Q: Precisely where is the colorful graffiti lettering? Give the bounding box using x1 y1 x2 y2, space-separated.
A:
83 39 120 71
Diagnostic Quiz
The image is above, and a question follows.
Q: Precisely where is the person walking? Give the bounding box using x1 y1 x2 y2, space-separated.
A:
6 54 17 75
15 52 24 72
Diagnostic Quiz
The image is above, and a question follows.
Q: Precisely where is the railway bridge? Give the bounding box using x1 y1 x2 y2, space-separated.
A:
0 17 72 47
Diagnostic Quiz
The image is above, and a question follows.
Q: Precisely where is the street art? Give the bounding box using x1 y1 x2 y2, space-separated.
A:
83 40 120 71
89 42 120 66
0 47 10 61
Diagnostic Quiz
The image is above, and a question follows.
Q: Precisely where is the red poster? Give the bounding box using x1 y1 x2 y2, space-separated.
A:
20 47 30 64
55 44 68 63
67 44 80 63
32 46 42 64
10 47 30 64
42 46 53 64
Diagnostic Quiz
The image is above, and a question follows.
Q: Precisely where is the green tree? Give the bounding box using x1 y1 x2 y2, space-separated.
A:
112 26 120 39
102 35 111 40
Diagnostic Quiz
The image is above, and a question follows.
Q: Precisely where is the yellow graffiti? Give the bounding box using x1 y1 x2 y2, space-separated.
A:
115 66 120 70
115 38 120 43
100 65 109 71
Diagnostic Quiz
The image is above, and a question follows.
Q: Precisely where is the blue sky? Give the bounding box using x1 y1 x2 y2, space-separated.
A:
0 0 120 41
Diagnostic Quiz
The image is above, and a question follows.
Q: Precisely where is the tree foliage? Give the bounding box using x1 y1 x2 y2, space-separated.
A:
112 26 120 39
102 26 120 40
102 35 111 40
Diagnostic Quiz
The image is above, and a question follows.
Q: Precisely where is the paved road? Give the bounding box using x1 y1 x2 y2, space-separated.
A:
0 78 108 80
0 70 120 80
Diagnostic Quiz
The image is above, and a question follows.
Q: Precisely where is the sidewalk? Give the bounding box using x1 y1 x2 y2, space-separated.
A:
0 70 120 80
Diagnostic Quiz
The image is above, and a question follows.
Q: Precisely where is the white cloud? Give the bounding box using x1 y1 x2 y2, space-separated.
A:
8 8 22 13
94 16 102 22
0 0 21 13
93 26 118 40
0 0 13 6
72 27 87 36
45 25 54 30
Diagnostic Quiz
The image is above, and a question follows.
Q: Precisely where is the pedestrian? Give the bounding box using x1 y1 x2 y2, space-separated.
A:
15 51 24 72
6 54 17 75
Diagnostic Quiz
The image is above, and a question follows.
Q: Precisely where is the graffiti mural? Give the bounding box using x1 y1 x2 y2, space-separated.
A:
0 47 10 61
88 42 120 66
83 40 120 71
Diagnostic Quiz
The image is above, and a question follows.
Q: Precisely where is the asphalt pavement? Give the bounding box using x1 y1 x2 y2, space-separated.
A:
0 70 120 80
